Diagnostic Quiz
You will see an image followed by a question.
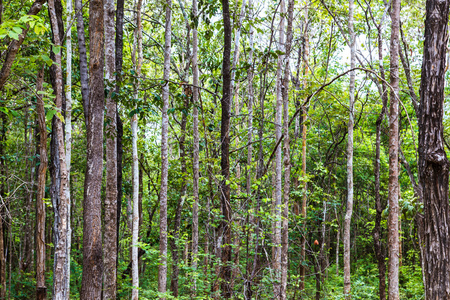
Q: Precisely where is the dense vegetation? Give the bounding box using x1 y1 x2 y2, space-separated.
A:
0 0 448 298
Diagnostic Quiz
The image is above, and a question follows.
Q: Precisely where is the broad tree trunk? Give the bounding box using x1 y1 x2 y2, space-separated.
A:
343 0 356 296
273 1 285 297
387 0 401 296
35 65 47 300
159 0 172 297
418 0 450 297
48 1 70 298
192 0 200 294
80 0 104 297
103 0 118 297
220 0 232 297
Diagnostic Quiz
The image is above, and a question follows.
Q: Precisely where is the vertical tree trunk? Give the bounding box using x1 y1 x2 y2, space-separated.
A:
280 1 294 299
48 1 70 298
299 2 309 290
36 65 47 300
192 0 200 294
373 14 389 300
132 0 143 298
418 0 450 297
159 0 172 297
74 0 90 123
64 0 72 293
0 112 5 300
80 0 104 297
387 0 401 297
220 0 232 297
103 0 117 297
343 0 356 296
273 1 285 297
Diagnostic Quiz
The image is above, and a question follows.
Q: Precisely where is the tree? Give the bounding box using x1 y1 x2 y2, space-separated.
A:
103 0 117 297
418 0 450 297
159 0 172 297
81 0 104 297
387 0 401 297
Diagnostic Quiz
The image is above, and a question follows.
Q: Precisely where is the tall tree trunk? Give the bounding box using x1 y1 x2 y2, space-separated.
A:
280 1 294 299
299 2 309 290
64 0 72 293
80 0 104 297
418 0 450 297
48 0 70 298
159 0 172 297
387 0 400 296
373 12 389 300
103 0 117 297
132 0 143 298
74 0 90 122
0 113 5 300
36 65 47 300
220 0 232 297
192 0 200 293
273 1 285 297
343 0 356 296
115 0 125 288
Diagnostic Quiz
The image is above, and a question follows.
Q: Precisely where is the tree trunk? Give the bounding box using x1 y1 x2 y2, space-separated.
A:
64 0 72 293
159 0 172 297
132 0 143 298
387 0 401 297
343 0 356 296
192 0 200 293
103 0 117 297
280 0 294 299
48 0 70 298
220 0 232 297
273 1 285 297
80 0 104 297
36 65 47 300
418 0 450 297
74 0 90 123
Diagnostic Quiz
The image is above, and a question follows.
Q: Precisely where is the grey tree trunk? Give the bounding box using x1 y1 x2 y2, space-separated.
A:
387 0 401 297
280 1 294 298
103 0 118 297
159 0 172 297
273 1 285 297
418 0 450 297
48 0 70 298
80 0 104 297
343 0 356 296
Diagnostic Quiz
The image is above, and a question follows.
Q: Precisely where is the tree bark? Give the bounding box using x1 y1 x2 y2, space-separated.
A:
418 0 450 297
81 0 104 297
132 0 143 298
220 0 232 297
103 0 117 297
273 1 285 297
343 0 356 296
36 65 47 300
74 0 90 123
192 0 200 293
387 0 401 297
48 0 70 298
159 0 172 297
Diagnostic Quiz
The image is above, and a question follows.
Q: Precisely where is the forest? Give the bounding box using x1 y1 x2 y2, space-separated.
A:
0 0 449 298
